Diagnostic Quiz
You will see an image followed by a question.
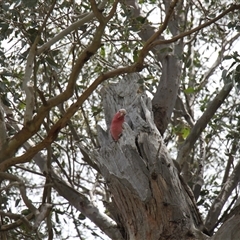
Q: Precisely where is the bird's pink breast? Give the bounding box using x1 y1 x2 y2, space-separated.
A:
110 115 124 141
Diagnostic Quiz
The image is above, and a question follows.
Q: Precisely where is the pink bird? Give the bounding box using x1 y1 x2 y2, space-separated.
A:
110 109 127 141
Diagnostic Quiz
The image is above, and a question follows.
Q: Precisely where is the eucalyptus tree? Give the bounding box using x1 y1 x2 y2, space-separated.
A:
0 0 240 239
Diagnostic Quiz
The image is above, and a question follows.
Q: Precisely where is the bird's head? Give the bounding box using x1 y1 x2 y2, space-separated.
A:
117 109 126 118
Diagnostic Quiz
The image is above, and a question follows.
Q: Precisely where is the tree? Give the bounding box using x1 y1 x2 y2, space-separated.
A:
0 0 240 239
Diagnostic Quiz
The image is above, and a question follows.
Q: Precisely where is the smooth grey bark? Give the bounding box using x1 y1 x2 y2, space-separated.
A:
124 0 184 135
176 82 233 169
211 214 240 240
205 159 240 235
152 54 182 135
96 73 207 240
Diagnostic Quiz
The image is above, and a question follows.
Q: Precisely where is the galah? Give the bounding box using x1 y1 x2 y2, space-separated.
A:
110 109 126 141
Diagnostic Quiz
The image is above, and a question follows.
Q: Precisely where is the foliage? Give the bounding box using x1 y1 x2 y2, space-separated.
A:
0 0 240 239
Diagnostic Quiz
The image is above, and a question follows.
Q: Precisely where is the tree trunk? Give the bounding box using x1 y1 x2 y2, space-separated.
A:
96 74 208 240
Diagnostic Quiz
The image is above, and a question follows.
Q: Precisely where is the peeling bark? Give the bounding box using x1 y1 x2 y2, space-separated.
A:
96 74 207 240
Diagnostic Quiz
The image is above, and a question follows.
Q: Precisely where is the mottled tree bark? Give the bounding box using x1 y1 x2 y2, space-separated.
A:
124 0 184 135
96 74 207 240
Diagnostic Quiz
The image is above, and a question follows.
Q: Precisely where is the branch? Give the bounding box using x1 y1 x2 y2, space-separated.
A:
57 105 100 171
176 95 195 127
1 110 123 239
33 203 52 230
137 0 179 63
0 0 179 163
198 32 240 89
0 156 121 238
205 160 240 234
22 42 37 124
0 5 110 163
150 4 240 49
0 172 49 231
50 172 124 240
90 0 105 23
106 0 119 21
36 0 108 55
177 82 233 168
0 62 144 171
221 139 237 186
0 100 7 149
211 213 240 240
0 210 28 221
0 203 52 231
192 137 206 201
211 194 238 233
0 172 38 215
0 212 34 231
23 1 56 124
0 0 189 166
23 81 35 125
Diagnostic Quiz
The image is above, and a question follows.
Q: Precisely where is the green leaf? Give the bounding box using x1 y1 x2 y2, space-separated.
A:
100 46 105 57
15 198 21 207
78 213 86 220
221 69 227 81
0 81 7 92
21 209 31 215
133 47 138 62
184 87 195 94
186 58 192 68
13 92 21 103
209 13 216 18
197 198 204 206
223 55 232 60
136 16 146 24
145 7 156 19
55 211 60 224
1 95 11 107
46 57 59 69
27 28 39 43
92 106 102 116
235 64 240 89
2 3 10 11
181 127 190 139
19 48 30 61
22 0 38 8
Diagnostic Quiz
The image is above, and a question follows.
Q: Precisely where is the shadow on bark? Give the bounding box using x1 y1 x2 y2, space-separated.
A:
96 73 207 240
